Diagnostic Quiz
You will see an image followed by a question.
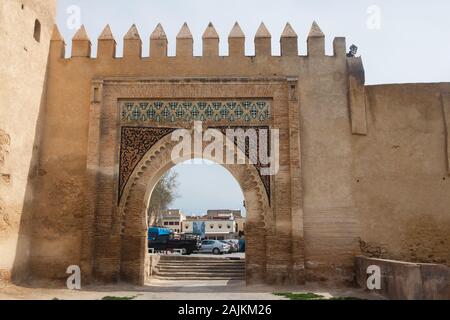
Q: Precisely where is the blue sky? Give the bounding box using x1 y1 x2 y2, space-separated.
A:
55 1 450 215
170 160 246 215
56 0 450 84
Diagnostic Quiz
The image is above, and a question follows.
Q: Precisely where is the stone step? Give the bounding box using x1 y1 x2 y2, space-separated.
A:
158 256 244 261
160 255 245 261
156 268 245 274
155 268 245 274
155 273 245 278
153 256 246 281
156 266 245 271
159 257 245 263
154 275 245 281
155 271 245 278
156 264 244 268
157 262 245 266
157 265 245 268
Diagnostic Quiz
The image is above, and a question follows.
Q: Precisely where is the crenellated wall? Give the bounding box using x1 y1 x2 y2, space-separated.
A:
0 0 57 283
30 21 360 284
49 21 347 60
2 16 448 286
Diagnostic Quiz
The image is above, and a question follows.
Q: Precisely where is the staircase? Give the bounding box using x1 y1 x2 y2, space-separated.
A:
154 255 245 280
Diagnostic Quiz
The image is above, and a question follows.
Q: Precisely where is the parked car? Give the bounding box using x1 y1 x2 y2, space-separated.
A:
148 227 201 255
199 240 230 255
221 240 239 253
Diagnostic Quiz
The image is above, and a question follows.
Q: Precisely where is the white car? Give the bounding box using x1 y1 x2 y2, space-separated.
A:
200 240 230 255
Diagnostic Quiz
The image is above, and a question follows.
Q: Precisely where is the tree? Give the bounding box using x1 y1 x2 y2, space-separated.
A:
148 171 179 226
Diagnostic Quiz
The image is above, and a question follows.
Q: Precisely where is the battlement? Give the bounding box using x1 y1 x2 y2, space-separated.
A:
50 21 347 60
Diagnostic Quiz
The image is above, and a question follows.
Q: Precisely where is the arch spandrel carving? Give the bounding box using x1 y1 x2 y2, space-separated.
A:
119 131 272 231
119 126 273 205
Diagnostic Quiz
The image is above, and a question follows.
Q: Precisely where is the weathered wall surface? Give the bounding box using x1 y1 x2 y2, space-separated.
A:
355 256 450 300
300 46 361 284
29 22 360 284
0 0 56 282
355 83 450 266
15 19 450 286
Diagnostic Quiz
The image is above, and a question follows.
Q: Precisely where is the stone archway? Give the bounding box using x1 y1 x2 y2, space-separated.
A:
117 130 272 285
84 78 305 286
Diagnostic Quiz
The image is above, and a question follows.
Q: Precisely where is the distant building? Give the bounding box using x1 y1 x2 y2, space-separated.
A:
175 210 242 240
158 209 185 234
235 217 246 236
155 209 245 239
207 209 242 219
183 217 237 240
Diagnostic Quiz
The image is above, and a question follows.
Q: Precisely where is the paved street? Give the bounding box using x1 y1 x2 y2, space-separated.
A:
0 253 382 300
0 278 380 300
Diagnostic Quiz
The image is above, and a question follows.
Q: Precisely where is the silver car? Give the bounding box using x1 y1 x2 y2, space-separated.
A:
200 240 230 255
221 240 239 252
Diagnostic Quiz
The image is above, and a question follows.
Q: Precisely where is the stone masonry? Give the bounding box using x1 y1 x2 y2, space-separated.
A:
0 2 449 287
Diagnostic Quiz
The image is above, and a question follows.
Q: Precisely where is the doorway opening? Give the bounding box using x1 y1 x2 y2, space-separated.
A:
118 132 269 285
146 159 247 281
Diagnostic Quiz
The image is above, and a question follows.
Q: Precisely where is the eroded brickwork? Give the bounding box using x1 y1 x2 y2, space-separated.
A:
1 14 449 287
0 0 57 281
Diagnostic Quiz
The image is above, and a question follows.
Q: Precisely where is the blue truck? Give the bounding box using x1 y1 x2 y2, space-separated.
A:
148 227 201 255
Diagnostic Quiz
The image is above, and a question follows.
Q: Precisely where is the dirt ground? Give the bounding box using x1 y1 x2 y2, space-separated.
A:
0 279 382 300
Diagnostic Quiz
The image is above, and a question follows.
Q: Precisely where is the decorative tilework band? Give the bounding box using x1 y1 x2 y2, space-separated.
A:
121 100 272 124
